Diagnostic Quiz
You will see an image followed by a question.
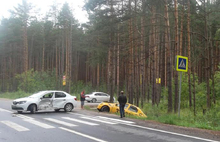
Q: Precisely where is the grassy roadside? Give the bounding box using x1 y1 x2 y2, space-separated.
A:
1 91 220 131
85 103 220 131
0 91 31 99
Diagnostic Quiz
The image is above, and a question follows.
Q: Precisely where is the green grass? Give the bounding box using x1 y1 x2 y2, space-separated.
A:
0 91 30 99
143 106 220 131
84 105 91 110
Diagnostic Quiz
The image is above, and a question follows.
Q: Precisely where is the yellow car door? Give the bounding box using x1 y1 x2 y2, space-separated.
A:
126 104 139 116
111 103 119 113
124 104 131 115
112 103 128 113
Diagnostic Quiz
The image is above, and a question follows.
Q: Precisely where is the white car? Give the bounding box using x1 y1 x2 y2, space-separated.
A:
11 90 77 114
85 92 115 103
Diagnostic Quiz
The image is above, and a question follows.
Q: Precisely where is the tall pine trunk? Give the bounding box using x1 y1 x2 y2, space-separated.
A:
187 0 192 108
117 24 120 97
165 0 172 113
140 0 146 108
174 0 179 113
204 0 211 109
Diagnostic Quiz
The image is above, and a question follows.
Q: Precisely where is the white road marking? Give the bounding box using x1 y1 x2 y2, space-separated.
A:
23 119 55 129
62 117 99 126
67 112 87 117
81 117 117 124
16 114 34 120
124 123 219 142
60 127 108 142
0 108 13 113
96 116 135 124
44 118 77 127
1 121 29 132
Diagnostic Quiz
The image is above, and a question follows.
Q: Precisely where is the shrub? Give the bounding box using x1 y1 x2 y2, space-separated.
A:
15 69 57 93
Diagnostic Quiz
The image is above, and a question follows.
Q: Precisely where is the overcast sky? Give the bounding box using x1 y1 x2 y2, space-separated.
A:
0 0 89 23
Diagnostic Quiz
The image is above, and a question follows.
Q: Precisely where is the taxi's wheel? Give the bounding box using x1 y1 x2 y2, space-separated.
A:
91 98 97 103
64 103 73 112
30 104 37 114
101 106 110 112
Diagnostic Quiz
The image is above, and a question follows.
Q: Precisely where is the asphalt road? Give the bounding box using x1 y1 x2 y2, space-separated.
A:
0 99 219 142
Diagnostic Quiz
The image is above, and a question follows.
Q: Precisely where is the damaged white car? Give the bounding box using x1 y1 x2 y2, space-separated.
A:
11 90 77 114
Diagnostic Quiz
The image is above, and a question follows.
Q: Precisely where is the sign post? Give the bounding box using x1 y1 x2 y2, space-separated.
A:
176 55 188 117
63 75 66 86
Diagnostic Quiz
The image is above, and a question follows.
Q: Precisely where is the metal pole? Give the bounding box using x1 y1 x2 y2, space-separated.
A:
178 72 182 117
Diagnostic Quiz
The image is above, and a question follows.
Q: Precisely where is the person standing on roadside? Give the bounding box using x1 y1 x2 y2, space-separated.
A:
118 91 127 118
80 90 85 109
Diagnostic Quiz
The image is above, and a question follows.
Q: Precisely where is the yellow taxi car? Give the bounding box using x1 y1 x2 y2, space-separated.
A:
97 102 147 118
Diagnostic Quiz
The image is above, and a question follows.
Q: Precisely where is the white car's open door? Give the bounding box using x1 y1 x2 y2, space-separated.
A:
38 92 54 110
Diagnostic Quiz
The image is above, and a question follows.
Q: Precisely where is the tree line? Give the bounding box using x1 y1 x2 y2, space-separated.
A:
0 0 220 114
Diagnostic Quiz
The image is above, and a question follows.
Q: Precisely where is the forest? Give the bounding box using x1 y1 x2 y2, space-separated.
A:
0 0 220 129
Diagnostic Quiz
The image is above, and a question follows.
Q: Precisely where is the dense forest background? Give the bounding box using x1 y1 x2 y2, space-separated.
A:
0 0 220 119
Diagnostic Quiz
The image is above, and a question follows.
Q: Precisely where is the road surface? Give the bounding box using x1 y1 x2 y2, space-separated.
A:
0 99 219 142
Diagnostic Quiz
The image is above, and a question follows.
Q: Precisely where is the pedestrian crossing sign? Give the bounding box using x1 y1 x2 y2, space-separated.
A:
176 55 188 72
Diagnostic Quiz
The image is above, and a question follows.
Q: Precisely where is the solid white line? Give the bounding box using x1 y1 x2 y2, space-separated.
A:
124 123 220 142
23 119 55 129
96 116 134 124
0 108 13 113
62 117 99 126
1 121 29 132
44 118 77 127
60 127 108 142
81 117 117 124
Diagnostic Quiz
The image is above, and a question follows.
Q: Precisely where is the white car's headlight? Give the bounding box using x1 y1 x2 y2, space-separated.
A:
18 101 27 104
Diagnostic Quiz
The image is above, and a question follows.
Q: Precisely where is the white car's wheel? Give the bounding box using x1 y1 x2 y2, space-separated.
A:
64 103 73 112
91 98 97 103
30 104 37 114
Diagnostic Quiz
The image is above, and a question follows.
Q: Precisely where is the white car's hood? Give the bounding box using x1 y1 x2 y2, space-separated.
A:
14 97 35 102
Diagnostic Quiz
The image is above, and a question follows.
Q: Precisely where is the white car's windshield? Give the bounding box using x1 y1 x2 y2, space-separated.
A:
28 91 48 98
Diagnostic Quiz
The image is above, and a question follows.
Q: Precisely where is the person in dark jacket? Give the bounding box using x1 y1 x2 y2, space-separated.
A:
80 90 85 109
118 91 127 118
